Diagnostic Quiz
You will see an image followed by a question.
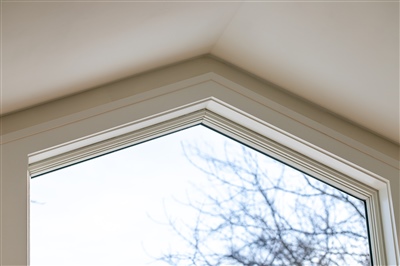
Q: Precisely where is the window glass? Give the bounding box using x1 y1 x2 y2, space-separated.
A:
31 125 371 265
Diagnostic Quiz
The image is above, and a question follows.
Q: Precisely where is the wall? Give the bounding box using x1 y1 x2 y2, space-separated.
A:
1 56 399 265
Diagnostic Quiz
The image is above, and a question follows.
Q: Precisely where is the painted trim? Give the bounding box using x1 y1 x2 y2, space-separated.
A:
28 99 398 265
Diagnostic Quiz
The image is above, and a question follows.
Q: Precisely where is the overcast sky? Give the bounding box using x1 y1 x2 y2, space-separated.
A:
31 125 223 266
30 125 369 266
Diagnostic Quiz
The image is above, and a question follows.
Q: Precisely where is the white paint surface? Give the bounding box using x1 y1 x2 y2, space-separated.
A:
2 2 399 142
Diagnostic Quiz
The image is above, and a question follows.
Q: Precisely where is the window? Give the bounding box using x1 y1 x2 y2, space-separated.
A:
31 125 371 265
1 59 398 265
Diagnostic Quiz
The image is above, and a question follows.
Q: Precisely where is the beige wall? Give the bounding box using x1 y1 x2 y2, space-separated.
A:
1 56 399 265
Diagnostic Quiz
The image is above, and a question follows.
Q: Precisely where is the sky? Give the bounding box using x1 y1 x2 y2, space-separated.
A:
30 125 370 266
30 125 218 266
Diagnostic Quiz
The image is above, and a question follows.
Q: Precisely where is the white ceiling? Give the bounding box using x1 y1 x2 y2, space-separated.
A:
2 1 399 144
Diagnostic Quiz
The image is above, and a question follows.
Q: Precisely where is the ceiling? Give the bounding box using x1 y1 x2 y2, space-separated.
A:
2 1 399 144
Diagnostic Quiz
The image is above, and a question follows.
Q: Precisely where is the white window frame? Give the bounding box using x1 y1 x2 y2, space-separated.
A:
1 57 399 265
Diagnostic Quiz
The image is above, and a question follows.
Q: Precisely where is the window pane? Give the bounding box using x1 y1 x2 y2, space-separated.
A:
31 125 371 265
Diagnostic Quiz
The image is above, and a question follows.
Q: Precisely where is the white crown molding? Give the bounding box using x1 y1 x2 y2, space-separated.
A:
2 57 398 160
2 72 398 171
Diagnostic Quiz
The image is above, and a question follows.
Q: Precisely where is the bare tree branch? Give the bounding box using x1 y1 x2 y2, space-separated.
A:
158 139 371 266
